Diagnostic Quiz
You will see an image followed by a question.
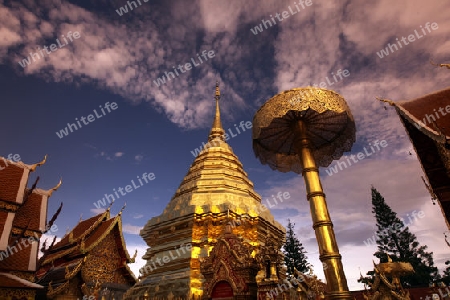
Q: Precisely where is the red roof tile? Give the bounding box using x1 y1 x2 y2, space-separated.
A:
0 210 10 242
13 191 46 232
397 87 450 140
0 161 29 204
50 211 109 251
0 236 36 271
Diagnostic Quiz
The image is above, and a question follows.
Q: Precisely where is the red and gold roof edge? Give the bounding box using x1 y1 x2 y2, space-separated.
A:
395 87 450 142
49 209 111 253
0 272 44 289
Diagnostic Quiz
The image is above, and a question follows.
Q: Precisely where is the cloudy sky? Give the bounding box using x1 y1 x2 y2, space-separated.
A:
1 0 449 290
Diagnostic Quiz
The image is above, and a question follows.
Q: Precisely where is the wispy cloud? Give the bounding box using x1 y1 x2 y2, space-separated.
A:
1 0 448 132
123 223 143 235
90 207 106 214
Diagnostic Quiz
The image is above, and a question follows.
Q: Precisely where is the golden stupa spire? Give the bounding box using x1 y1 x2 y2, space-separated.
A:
208 81 225 142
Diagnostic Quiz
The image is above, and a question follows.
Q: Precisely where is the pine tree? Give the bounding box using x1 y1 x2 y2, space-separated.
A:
365 187 438 287
283 219 309 276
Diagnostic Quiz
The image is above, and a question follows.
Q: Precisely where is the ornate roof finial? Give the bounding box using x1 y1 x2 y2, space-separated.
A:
46 202 63 232
106 200 114 212
430 58 450 69
30 154 47 171
119 202 127 215
208 81 225 142
376 96 396 106
131 249 138 263
47 178 62 197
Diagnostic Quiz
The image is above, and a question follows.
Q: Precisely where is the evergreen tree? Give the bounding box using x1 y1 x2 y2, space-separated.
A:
363 187 438 287
441 260 450 285
283 219 309 276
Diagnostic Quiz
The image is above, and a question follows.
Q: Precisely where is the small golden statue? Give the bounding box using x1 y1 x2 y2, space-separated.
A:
362 258 414 300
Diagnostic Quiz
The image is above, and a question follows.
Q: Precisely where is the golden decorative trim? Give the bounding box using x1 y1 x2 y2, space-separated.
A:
116 214 133 263
80 237 86 254
376 96 396 106
47 280 70 298
0 200 21 211
65 257 86 280
42 246 77 266
430 59 450 69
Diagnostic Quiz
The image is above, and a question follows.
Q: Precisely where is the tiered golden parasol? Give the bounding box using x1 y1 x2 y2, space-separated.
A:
252 87 356 300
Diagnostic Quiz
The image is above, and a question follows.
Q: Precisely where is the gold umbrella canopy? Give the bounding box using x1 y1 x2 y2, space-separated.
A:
252 87 356 174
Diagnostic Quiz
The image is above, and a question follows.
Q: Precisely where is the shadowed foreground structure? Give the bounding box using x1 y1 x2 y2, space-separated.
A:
0 156 60 300
36 208 136 300
381 88 450 230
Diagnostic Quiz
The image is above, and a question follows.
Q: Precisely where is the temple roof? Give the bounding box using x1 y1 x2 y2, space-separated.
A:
50 209 110 252
384 87 450 228
393 87 450 142
141 83 285 236
37 209 136 283
0 155 58 275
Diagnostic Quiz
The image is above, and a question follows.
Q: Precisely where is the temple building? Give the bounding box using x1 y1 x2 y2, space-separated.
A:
381 87 450 229
36 207 137 300
0 155 60 300
124 84 291 299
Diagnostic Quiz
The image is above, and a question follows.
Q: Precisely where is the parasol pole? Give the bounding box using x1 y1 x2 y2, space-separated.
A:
295 120 352 299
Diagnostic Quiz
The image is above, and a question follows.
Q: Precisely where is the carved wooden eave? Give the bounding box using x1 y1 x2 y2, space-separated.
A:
66 257 86 280
47 279 70 299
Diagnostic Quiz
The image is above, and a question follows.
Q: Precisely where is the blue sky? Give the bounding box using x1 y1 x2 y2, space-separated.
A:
0 0 449 290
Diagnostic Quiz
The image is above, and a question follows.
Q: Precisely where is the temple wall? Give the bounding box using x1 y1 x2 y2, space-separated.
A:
82 231 131 285
0 288 35 300
129 209 284 300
